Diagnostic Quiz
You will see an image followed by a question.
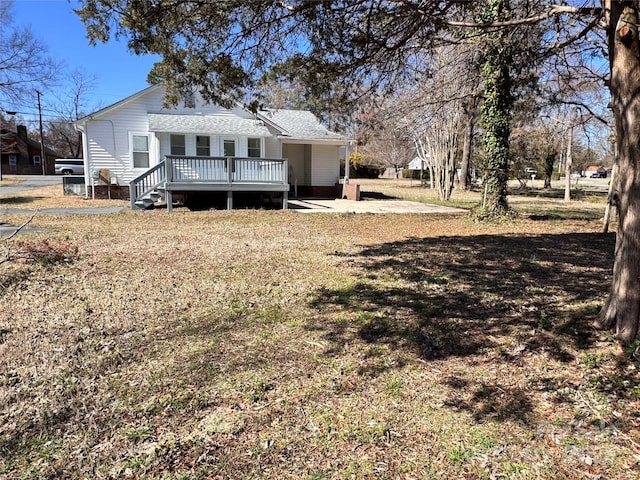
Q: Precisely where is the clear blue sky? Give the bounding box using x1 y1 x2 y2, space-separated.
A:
8 0 160 118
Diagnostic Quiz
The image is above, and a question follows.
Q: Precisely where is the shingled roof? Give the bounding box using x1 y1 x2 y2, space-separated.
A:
148 114 272 136
260 109 345 141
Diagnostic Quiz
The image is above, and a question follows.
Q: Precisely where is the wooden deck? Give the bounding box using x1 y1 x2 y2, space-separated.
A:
130 155 289 210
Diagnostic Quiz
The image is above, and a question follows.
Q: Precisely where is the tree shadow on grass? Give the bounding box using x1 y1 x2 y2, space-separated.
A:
360 190 399 200
0 195 44 205
508 187 608 201
308 232 616 420
311 232 614 360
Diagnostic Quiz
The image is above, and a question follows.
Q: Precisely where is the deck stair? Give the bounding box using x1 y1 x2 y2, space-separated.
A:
133 188 165 209
130 160 167 210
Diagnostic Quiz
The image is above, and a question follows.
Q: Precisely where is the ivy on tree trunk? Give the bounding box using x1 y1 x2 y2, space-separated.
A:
477 0 514 219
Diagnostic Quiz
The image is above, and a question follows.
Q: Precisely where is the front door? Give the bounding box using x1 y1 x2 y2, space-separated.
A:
221 137 237 157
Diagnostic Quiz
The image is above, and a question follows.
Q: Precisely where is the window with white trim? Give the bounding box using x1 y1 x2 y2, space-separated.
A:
170 134 186 155
8 155 17 166
247 138 261 158
132 134 150 168
196 136 210 156
33 155 41 165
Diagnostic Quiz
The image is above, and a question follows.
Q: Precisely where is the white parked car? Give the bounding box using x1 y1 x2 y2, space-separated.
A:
55 159 84 175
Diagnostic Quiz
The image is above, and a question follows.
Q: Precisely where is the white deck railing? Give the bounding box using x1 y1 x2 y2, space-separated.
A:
166 155 288 185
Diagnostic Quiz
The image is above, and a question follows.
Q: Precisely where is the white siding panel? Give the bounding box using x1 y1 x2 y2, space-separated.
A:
86 96 156 184
284 144 305 185
311 144 340 186
158 133 170 159
264 137 281 159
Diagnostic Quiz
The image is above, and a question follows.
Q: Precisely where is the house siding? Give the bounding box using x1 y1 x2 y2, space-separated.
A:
78 85 347 202
311 144 339 186
85 92 158 185
264 136 281 159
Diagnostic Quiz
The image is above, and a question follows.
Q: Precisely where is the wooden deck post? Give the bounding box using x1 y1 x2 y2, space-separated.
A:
282 191 288 209
166 190 173 212
227 191 233 210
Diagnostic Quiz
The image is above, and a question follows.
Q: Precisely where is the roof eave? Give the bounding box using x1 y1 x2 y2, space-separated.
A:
278 136 349 145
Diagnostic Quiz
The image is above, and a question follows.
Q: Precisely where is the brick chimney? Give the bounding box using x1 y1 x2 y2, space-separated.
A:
16 125 28 141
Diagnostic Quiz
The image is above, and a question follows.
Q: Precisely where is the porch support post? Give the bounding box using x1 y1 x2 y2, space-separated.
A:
129 181 136 210
227 190 233 210
166 189 173 212
344 142 350 183
282 191 288 210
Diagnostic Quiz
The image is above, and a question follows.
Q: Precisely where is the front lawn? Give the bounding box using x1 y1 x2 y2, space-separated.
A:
1 182 637 479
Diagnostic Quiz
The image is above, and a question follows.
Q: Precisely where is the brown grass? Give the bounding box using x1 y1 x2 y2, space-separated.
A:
1 181 638 479
0 184 128 209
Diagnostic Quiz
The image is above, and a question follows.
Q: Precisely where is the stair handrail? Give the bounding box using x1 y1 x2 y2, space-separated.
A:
129 160 166 209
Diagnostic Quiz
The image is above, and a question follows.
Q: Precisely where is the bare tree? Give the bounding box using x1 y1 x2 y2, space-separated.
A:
360 128 414 179
44 70 99 158
392 45 476 200
0 0 60 108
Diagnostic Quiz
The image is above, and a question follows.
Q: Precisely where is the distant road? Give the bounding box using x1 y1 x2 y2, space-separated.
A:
0 175 62 196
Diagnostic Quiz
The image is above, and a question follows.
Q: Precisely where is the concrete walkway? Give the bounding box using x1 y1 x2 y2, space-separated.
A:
1 175 124 237
0 175 62 195
289 198 467 214
0 207 124 238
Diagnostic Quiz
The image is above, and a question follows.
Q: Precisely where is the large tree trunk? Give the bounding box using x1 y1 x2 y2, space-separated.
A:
543 152 555 189
459 118 474 190
596 3 640 343
477 0 513 218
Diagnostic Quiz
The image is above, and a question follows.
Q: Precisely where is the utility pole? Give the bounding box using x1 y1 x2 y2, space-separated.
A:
36 90 46 175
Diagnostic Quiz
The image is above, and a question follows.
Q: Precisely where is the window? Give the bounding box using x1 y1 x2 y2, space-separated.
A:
170 135 186 155
33 155 41 165
8 155 17 166
132 135 150 168
196 136 210 156
223 139 236 157
247 138 261 158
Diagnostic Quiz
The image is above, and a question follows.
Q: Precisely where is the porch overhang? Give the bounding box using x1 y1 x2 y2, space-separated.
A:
278 136 348 146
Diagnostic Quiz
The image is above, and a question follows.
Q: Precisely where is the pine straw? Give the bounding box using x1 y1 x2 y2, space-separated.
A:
1 198 638 479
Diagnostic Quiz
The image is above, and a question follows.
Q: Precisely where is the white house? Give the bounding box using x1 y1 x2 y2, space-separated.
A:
407 157 428 170
75 84 347 210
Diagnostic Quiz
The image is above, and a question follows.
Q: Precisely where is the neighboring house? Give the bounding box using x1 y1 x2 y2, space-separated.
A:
0 125 61 175
582 165 608 178
380 157 426 178
74 84 348 209
407 157 427 170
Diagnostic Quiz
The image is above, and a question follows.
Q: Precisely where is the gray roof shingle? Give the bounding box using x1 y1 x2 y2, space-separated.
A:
148 113 272 136
261 110 345 140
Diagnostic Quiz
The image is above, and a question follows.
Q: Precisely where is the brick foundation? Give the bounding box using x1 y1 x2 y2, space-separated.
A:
87 185 130 200
293 184 341 198
341 182 361 201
